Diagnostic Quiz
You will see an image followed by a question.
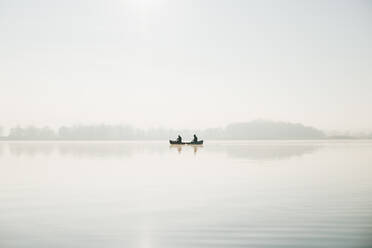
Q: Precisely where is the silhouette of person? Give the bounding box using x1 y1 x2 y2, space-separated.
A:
193 134 198 142
177 135 182 143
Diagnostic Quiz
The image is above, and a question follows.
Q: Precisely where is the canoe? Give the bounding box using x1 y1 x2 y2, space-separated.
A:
169 140 186 145
187 140 203 145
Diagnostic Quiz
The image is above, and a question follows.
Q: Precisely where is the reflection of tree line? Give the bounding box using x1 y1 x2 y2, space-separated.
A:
205 144 321 160
0 142 321 160
2 143 167 158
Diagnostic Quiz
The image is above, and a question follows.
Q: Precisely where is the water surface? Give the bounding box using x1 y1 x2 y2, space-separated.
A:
0 140 371 247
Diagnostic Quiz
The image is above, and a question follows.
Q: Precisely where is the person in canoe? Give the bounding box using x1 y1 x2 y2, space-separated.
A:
170 135 184 144
189 134 203 144
177 135 182 143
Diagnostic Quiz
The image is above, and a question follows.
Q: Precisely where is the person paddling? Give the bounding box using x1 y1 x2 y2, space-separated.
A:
177 135 182 143
192 134 198 143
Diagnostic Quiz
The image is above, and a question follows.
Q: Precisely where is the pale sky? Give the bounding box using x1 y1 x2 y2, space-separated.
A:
1 0 371 131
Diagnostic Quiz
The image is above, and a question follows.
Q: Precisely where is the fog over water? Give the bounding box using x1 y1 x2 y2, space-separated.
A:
1 1 372 247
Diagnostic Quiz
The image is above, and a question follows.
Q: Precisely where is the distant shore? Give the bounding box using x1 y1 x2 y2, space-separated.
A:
1 120 370 141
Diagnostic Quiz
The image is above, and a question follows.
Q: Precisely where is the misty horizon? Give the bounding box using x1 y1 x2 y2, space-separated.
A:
2 119 371 140
1 118 372 133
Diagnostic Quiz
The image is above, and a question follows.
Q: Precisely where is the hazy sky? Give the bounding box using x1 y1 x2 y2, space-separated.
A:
1 0 371 131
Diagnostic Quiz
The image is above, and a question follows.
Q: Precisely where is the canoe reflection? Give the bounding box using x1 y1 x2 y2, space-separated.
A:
169 144 183 153
169 144 203 154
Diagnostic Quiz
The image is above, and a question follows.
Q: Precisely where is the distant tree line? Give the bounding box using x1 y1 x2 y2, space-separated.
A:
0 120 331 140
8 126 57 140
223 121 325 139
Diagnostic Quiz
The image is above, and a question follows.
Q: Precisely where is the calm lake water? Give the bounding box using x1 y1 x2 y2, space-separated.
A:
0 140 371 248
